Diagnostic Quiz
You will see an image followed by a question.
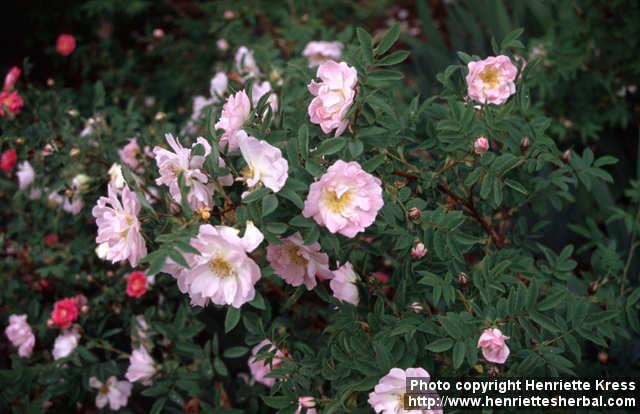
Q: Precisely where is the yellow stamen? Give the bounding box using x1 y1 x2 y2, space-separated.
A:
479 66 500 88
324 190 352 214
286 245 308 267
99 384 110 395
209 256 233 278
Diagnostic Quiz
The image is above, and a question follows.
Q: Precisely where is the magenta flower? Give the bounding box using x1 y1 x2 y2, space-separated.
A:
307 60 357 137
248 339 285 387
236 130 288 197
368 367 442 414
477 327 510 364
466 55 517 105
302 41 343 67
266 232 332 290
215 90 251 150
330 262 359 305
303 160 383 238
4 314 35 358
92 184 147 267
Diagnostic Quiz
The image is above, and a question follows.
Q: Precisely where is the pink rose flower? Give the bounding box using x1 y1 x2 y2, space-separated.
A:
1 148 17 172
235 46 261 79
236 130 288 197
168 222 263 308
92 184 147 267
52 327 81 360
466 55 517 105
118 138 144 173
302 41 343 67
248 339 285 387
368 367 442 414
307 60 357 137
16 161 35 189
303 160 383 238
266 232 332 290
477 327 510 364
4 314 35 358
56 34 76 56
153 133 231 209
51 298 79 329
215 90 251 150
0 91 24 116
125 346 156 385
217 38 229 51
474 136 489 154
63 193 84 215
89 376 132 410
126 271 148 298
295 396 317 414
411 242 427 258
3 66 21 91
251 80 278 114
330 262 359 305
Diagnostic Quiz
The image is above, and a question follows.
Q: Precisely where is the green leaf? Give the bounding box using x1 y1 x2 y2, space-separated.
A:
243 187 269 203
356 27 374 64
376 50 410 66
261 194 278 217
316 138 347 156
425 338 454 353
452 341 465 369
223 346 249 358
368 70 404 82
150 397 167 414
375 23 401 55
504 178 528 195
224 307 241 333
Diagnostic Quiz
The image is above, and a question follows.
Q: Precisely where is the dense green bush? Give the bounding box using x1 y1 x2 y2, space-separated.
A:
1 1 639 413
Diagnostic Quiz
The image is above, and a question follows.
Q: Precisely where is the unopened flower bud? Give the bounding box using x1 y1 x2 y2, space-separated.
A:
47 78 55 87
69 147 80 157
458 272 469 286
520 136 529 153
408 207 421 220
408 302 424 313
562 149 571 163
223 10 235 19
217 38 229 51
67 109 79 117
81 305 89 314
474 136 489 154
597 350 608 364
298 396 316 408
411 242 427 258
154 111 166 122
152 28 164 39
47 319 54 328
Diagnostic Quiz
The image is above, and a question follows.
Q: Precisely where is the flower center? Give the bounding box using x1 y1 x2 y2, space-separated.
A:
241 165 255 180
479 66 500 88
286 245 308 267
324 190 352 214
209 255 233 278
99 384 110 395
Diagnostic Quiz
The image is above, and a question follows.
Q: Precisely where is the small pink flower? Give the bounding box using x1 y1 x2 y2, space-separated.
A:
126 271 148 298
474 136 489 154
235 47 260 79
295 396 317 414
302 41 343 67
217 38 229 51
210 71 228 100
0 91 24 116
56 34 76 56
125 346 156 385
303 160 383 238
248 339 285 387
1 148 17 172
152 28 164 39
251 80 278 114
168 222 263 308
477 327 510 364
62 194 84 215
118 138 144 173
52 327 81 360
3 66 21 91
51 298 79 329
307 60 357 137
466 55 517 105
223 10 235 19
266 232 332 290
92 184 147 267
236 131 288 197
4 314 35 358
16 161 35 189
368 367 442 414
330 262 359 305
89 376 132 410
215 90 251 150
411 242 427 258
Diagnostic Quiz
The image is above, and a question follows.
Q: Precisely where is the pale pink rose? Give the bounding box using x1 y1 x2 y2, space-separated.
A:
3 66 21 91
330 262 359 305
302 41 343 67
466 55 517 105
153 133 230 209
474 136 489 154
52 327 81 360
368 367 442 414
303 160 383 238
89 376 132 410
307 60 357 137
236 130 288 197
217 38 229 51
477 328 510 364
248 339 285 387
251 80 278 113
266 232 331 290
170 222 263 308
4 314 35 358
210 71 228 100
235 46 261 79
118 138 144 173
16 161 35 189
215 90 251 151
411 242 427 258
92 184 147 267
125 346 157 385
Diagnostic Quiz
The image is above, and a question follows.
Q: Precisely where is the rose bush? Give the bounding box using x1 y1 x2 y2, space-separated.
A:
1 1 639 413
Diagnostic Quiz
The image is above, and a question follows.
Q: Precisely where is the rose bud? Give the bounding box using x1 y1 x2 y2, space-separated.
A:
458 272 469 286
408 207 421 220
410 242 427 258
474 136 490 154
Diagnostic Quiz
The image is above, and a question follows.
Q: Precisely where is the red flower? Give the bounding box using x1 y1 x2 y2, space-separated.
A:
45 234 59 246
3 66 21 91
1 148 17 172
56 34 76 56
0 91 24 116
51 298 79 329
126 271 148 298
